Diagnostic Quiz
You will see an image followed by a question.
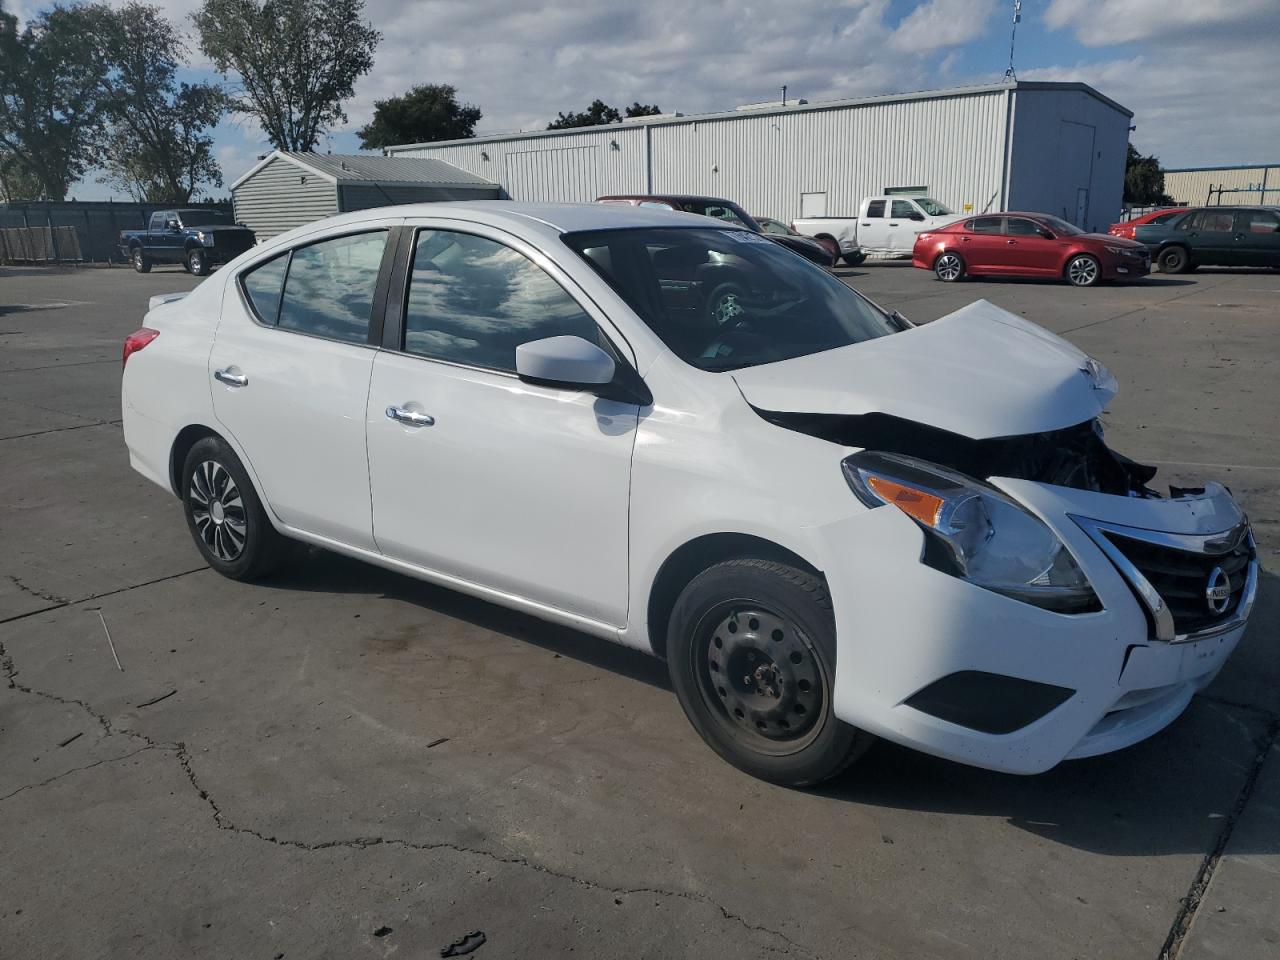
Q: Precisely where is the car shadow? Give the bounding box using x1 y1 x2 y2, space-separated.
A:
266 547 1278 857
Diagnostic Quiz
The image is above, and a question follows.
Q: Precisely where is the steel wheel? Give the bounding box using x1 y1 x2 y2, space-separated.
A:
1067 254 1100 286
132 247 150 273
187 248 207 276
934 252 963 281
694 603 828 757
188 460 247 561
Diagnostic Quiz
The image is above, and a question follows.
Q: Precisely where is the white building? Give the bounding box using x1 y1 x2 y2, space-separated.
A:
387 81 1133 233
1162 164 1280 206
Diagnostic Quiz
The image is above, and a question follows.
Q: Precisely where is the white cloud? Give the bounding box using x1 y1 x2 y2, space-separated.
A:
1044 0 1276 46
888 0 999 52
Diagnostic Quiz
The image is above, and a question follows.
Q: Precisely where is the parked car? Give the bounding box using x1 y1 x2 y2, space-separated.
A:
119 209 256 276
912 212 1151 286
122 201 1256 786
757 216 865 265
1107 207 1189 240
597 194 834 267
1135 206 1280 273
793 196 959 262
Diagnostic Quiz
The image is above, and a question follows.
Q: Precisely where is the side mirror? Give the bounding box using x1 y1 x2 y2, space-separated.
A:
1038 229 1055 240
515 336 615 389
166 219 180 232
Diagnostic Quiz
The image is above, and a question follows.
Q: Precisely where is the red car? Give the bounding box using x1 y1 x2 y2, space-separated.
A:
912 212 1151 287
1107 207 1189 240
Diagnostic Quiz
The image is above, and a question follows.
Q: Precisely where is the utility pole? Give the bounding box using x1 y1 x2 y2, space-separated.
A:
1004 0 1022 81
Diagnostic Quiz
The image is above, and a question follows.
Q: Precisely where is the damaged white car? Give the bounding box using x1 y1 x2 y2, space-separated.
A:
121 202 1256 786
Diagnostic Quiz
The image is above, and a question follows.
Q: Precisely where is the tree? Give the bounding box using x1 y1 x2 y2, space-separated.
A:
195 0 379 152
356 83 480 149
0 151 42 200
624 102 662 118
0 2 116 200
547 99 623 130
100 4 228 202
1124 143 1174 206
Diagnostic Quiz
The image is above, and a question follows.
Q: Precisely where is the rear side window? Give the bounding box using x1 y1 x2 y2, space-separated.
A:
1151 211 1181 225
965 217 1002 234
277 231 387 345
240 253 288 324
1198 211 1235 233
865 200 886 218
403 229 600 373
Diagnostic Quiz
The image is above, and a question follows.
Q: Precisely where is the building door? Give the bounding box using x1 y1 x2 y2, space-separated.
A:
1057 121 1096 228
800 192 827 218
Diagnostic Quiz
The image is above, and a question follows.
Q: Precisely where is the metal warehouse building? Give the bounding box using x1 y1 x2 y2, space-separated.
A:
231 151 502 239
387 81 1132 233
1163 163 1280 206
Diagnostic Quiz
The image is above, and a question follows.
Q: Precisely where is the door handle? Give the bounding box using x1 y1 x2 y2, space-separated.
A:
213 368 248 387
1006 239 1017 244
960 236 971 241
888 221 899 226
386 405 434 427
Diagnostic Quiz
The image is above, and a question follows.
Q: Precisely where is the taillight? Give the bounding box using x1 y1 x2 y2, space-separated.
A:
123 327 160 368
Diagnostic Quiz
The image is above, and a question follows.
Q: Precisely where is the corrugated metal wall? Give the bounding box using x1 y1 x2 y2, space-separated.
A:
232 156 337 239
1163 166 1280 206
338 183 501 211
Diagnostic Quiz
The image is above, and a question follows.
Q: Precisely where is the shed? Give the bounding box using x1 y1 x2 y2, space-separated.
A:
388 81 1132 234
230 151 502 239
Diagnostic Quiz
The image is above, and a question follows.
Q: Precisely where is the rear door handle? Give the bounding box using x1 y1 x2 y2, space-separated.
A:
213 368 248 387
888 222 900 226
960 236 971 242
1006 239 1017 244
386 405 434 427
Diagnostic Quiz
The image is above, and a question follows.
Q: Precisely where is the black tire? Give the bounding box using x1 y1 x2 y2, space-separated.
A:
1065 253 1102 287
667 558 874 786
1158 246 1190 274
181 436 287 581
933 250 965 282
131 246 151 273
186 246 210 276
815 236 840 261
841 252 867 267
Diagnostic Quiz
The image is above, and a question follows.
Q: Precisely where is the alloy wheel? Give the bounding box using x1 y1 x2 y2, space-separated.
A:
935 253 962 281
1068 256 1099 286
695 604 827 756
188 460 247 561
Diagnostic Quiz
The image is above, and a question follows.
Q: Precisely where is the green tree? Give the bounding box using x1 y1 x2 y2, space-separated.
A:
0 2 116 200
100 4 228 202
1124 143 1174 206
356 83 480 149
547 99 623 130
0 151 42 200
624 102 662 118
195 0 379 152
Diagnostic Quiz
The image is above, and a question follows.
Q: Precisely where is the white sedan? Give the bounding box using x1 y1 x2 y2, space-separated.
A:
121 202 1257 785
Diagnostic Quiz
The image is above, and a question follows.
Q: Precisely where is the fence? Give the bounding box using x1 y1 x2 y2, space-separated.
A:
0 200 232 264
0 225 83 263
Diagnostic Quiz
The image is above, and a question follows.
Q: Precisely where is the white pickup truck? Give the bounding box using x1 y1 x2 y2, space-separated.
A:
793 196 961 262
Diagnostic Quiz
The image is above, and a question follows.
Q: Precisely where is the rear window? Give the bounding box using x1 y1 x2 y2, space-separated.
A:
564 226 903 372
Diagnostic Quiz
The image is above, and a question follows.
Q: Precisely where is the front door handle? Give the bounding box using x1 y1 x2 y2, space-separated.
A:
960 236 971 241
386 405 434 427
888 222 900 226
214 368 248 387
1007 239 1017 244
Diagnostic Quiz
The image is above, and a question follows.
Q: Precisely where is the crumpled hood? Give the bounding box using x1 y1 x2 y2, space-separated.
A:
731 300 1117 440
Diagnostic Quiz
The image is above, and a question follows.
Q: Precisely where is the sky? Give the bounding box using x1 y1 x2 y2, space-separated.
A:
8 0 1277 200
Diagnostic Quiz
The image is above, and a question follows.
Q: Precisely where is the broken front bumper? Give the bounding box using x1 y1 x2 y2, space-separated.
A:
816 480 1255 774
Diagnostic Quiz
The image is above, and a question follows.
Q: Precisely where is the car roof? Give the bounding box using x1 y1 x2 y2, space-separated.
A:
598 194 739 206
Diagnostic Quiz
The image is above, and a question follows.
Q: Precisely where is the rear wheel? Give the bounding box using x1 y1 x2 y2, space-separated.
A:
1158 246 1190 274
841 251 867 267
131 246 151 273
933 251 965 281
186 247 210 276
181 436 287 581
1066 254 1101 287
667 558 874 786
815 236 840 261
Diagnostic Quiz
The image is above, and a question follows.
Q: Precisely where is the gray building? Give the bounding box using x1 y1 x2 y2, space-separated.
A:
387 81 1133 233
230 151 502 239
1162 164 1280 206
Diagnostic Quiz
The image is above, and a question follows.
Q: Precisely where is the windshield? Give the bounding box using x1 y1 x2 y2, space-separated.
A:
178 209 234 226
915 198 953 217
563 227 904 372
1038 214 1085 236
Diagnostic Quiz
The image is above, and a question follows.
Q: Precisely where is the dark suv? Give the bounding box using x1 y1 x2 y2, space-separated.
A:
1136 206 1280 272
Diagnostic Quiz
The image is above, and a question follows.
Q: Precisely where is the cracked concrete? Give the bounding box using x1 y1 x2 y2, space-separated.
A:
1 264 1277 958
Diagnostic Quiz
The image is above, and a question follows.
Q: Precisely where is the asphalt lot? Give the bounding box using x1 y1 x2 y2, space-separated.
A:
1 259 1277 959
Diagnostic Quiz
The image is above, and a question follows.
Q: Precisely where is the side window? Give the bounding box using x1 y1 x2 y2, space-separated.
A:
965 217 1002 234
890 200 917 219
865 200 886 218
240 252 289 324
1151 211 1181 225
638 200 675 209
1200 211 1235 233
1005 217 1043 236
149 213 165 232
1239 210 1280 233
404 229 600 373
277 231 386 345
1177 213 1198 232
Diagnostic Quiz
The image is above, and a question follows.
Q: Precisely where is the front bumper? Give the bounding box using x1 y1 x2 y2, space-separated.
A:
815 480 1253 774
1102 252 1151 278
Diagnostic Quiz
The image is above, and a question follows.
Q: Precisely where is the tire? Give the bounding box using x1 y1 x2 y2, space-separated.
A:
1065 253 1101 287
131 246 151 273
667 558 874 786
1158 246 1190 274
186 247 210 276
841 252 867 267
815 236 840 261
933 251 964 282
181 436 287 581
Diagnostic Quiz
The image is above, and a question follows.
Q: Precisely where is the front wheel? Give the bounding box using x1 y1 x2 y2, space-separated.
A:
181 436 287 581
933 251 965 281
186 247 210 276
1066 254 1101 287
131 247 151 273
667 558 874 786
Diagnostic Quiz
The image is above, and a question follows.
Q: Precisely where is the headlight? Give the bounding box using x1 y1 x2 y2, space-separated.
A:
198 231 214 246
1104 245 1138 256
842 451 1098 613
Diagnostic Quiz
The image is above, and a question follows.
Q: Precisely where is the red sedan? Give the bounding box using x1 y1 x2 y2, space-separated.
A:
1107 207 1189 240
912 213 1151 287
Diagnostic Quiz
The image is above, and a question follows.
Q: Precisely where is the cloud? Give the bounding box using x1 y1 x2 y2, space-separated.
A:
1044 0 1277 46
888 0 999 51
